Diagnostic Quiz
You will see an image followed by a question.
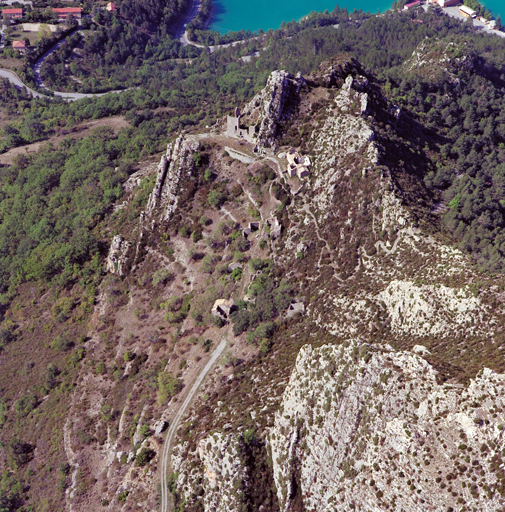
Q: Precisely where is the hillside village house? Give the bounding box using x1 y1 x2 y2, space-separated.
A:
459 5 476 17
403 1 421 10
2 8 22 20
285 149 311 178
426 0 459 6
12 40 26 52
52 7 82 19
211 299 236 321
107 2 117 11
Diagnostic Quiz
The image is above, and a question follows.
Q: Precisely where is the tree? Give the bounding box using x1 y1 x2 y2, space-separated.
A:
6 438 34 469
495 14 503 31
123 350 135 362
157 372 182 403
81 16 92 30
65 13 78 27
45 363 60 391
207 189 224 208
38 23 51 42
135 447 155 466
52 336 73 352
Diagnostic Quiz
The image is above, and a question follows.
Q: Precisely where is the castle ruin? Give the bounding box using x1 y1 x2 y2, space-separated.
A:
226 107 257 142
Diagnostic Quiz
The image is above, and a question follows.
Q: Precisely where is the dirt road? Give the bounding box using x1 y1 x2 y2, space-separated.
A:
160 334 227 512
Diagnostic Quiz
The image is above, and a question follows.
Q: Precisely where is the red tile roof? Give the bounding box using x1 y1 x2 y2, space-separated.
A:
52 7 82 13
2 8 23 14
107 2 117 10
12 41 26 48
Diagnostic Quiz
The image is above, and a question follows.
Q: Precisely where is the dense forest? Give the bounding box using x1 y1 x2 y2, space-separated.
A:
387 38 505 272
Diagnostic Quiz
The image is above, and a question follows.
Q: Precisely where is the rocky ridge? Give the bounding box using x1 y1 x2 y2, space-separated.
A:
169 57 505 512
146 135 200 221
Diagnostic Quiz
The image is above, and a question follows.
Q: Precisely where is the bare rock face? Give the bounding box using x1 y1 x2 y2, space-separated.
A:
106 234 130 275
172 434 247 512
145 154 169 214
154 420 168 436
307 54 365 88
269 342 505 512
240 70 305 155
145 135 200 221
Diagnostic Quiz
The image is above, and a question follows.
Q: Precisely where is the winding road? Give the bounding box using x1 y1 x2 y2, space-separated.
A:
1 26 128 101
160 334 227 512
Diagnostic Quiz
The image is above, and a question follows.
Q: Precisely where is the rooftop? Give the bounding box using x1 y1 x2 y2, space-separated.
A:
52 7 82 13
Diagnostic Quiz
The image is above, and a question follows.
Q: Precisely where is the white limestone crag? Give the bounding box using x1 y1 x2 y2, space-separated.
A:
241 70 305 154
145 135 200 221
106 234 130 276
378 279 486 337
269 342 505 512
172 433 247 512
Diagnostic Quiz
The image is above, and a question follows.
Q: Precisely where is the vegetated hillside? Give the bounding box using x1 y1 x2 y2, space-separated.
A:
36 0 198 93
1 7 505 512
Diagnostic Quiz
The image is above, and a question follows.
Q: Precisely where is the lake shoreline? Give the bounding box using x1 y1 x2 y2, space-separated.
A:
207 0 501 33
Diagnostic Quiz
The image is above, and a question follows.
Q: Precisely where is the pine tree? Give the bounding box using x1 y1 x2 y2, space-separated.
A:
495 14 503 31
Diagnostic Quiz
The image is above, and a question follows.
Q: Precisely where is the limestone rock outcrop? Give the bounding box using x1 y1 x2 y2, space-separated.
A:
236 70 305 155
146 135 200 221
269 342 505 512
106 234 130 276
172 434 247 512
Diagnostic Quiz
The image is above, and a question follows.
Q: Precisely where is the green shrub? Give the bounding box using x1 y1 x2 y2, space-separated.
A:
230 267 243 282
192 230 203 243
95 362 106 375
117 491 129 502
152 269 174 286
157 372 182 404
51 335 73 352
123 350 135 362
139 424 151 439
14 394 38 418
246 322 275 346
135 447 155 466
207 189 224 208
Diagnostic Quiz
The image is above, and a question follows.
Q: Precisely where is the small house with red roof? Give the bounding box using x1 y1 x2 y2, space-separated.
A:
52 7 82 19
12 40 26 52
107 2 117 11
2 8 23 20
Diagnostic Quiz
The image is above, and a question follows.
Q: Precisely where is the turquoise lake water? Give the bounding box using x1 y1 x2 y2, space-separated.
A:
209 0 502 33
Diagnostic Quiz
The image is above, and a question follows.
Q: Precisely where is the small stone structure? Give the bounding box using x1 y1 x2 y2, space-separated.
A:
280 149 311 178
286 300 305 318
226 108 257 142
267 217 282 239
242 221 260 237
211 299 236 321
